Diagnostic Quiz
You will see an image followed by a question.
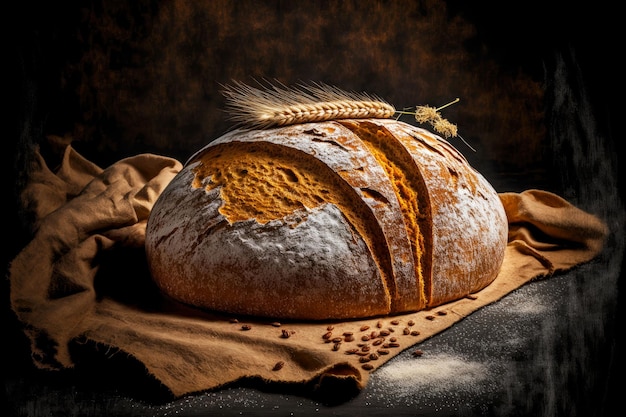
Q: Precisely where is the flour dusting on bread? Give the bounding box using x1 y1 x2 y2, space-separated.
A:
145 116 507 320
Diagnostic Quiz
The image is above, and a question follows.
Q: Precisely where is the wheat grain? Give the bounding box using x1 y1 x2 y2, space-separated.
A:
221 80 396 129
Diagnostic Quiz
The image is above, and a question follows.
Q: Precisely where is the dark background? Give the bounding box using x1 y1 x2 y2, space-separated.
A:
5 1 624 416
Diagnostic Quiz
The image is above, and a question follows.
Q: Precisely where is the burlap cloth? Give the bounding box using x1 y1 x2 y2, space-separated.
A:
8 139 608 400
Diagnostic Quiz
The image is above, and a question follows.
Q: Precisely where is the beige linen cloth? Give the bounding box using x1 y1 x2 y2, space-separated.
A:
9 138 608 400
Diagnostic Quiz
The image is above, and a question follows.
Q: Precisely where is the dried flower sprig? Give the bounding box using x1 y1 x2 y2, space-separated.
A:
395 98 476 152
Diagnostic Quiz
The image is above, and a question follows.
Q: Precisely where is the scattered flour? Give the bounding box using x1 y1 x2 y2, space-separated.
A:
498 295 549 315
376 353 490 396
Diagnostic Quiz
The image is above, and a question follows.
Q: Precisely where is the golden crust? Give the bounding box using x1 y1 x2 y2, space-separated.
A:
145 119 508 320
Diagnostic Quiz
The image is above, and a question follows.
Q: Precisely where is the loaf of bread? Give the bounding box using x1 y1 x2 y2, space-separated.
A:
145 119 508 320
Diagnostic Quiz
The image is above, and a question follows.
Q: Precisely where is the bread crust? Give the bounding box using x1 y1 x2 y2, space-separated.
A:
145 120 508 319
376 119 508 306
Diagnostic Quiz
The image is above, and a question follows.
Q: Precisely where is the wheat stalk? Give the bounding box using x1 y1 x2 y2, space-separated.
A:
221 81 475 151
221 80 396 129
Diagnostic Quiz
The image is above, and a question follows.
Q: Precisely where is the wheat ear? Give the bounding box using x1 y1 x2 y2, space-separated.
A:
221 80 396 129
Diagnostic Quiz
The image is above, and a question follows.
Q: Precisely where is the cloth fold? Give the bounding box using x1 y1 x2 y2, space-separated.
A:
8 139 609 400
